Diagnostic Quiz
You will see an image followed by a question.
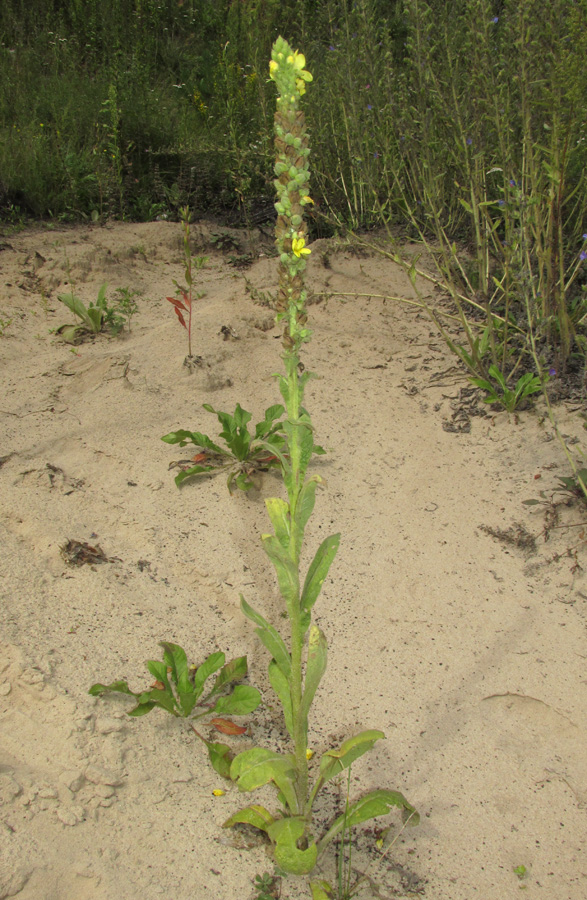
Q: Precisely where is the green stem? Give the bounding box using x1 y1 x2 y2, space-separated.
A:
283 350 309 816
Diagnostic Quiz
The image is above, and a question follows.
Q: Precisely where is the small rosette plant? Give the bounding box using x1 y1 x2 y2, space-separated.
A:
89 642 261 779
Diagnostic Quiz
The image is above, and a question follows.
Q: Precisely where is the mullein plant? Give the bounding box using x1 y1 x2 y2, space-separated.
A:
222 38 418 877
90 38 417 883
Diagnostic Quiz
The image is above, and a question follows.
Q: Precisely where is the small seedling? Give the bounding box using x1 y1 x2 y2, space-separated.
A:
252 872 281 900
470 364 543 412
162 402 290 492
167 206 208 370
0 316 13 336
89 642 261 778
57 282 138 341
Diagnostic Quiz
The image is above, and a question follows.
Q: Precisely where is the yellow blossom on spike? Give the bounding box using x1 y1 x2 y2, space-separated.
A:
292 237 311 258
306 748 314 760
301 195 314 205
269 59 278 79
296 79 306 96
212 789 225 797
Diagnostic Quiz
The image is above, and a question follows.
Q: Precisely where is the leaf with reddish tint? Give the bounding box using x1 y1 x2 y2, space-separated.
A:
211 718 247 736
150 680 166 690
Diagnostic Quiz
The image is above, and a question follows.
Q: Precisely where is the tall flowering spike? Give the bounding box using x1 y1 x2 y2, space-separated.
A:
270 37 313 352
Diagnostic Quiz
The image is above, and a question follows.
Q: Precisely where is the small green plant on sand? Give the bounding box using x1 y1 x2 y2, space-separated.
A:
0 316 13 336
162 402 288 492
469 365 543 412
89 642 261 777
167 206 208 371
57 282 138 342
92 38 417 883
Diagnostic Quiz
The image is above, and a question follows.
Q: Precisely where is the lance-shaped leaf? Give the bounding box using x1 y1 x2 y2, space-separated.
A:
89 680 135 699
211 684 261 716
223 804 275 833
291 477 319 559
301 534 340 614
262 534 300 609
268 660 294 738
267 817 318 875
300 626 327 733
134 687 179 717
203 740 234 779
161 429 225 455
265 497 291 549
174 463 218 487
161 642 198 715
310 882 332 900
193 651 225 698
210 717 247 736
319 730 385 784
255 404 285 438
146 659 171 692
231 748 298 813
207 655 248 698
241 596 291 679
318 790 419 854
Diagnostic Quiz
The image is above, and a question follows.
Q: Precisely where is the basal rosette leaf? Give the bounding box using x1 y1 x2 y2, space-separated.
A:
211 684 261 716
223 804 275 833
267 817 318 875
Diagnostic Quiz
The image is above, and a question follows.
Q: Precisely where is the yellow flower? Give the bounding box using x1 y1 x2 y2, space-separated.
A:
212 789 225 797
288 50 313 83
292 237 311 258
301 195 314 205
306 748 314 760
269 59 278 79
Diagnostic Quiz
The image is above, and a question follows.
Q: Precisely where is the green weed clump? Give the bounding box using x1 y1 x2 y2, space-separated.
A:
91 37 417 888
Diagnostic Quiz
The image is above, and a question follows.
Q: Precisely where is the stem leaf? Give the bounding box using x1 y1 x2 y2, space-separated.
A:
301 534 341 614
265 497 291 549
319 789 419 853
268 660 294 738
300 626 327 730
319 730 385 784
261 535 300 610
240 596 292 679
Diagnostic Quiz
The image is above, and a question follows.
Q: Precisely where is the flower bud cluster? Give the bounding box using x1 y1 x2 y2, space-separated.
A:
270 37 313 352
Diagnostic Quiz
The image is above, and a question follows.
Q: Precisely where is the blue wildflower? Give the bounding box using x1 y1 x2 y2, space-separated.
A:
367 104 373 110
492 16 499 23
466 137 472 145
548 367 556 377
328 45 336 51
580 250 587 261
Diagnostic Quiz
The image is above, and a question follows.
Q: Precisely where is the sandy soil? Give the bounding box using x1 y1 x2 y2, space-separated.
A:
0 221 585 900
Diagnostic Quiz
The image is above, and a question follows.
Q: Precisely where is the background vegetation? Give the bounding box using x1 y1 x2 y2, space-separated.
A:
2 0 587 377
